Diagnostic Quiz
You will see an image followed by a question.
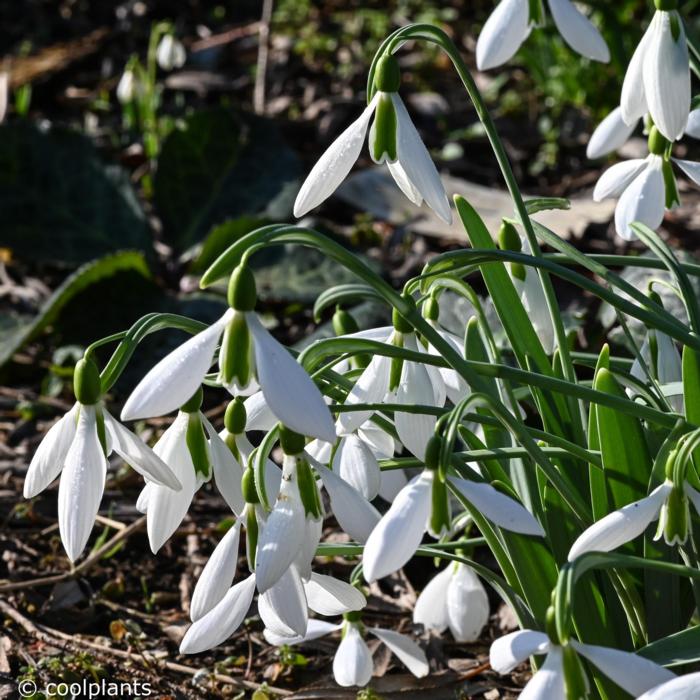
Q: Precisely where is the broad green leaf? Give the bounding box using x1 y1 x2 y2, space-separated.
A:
638 625 700 666
0 252 150 368
0 122 150 264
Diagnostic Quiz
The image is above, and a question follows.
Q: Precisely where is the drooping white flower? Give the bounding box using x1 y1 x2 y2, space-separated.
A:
586 107 639 160
636 672 700 700
293 56 451 224
156 34 186 71
121 307 335 443
568 479 700 559
413 562 489 642
116 68 142 104
491 629 675 699
621 9 690 142
476 0 609 71
25 401 181 562
264 618 428 688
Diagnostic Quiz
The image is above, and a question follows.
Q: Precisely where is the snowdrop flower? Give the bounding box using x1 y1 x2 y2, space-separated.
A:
413 562 489 641
0 72 8 123
156 34 186 71
621 4 690 142
586 107 639 160
24 358 180 561
264 615 429 688
293 55 451 224
362 462 543 582
121 263 335 443
636 672 700 700
116 66 143 105
476 0 609 71
491 626 675 699
569 477 700 559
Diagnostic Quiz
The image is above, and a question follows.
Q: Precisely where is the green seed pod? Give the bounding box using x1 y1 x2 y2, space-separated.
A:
297 457 323 519
423 297 440 322
498 221 522 252
246 507 259 570
424 435 443 471
225 397 247 435
280 425 306 455
332 306 360 336
648 126 669 156
186 412 212 479
562 644 590 700
370 92 398 163
74 357 102 405
227 263 257 312
374 54 401 93
181 387 204 413
242 466 260 504
429 475 450 536
392 307 413 333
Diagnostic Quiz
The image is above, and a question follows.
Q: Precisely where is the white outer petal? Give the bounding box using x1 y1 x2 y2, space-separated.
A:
247 313 336 442
571 640 675 696
413 565 452 633
104 411 181 490
636 672 700 700
388 160 423 205
446 564 490 642
519 647 565 700
587 107 638 160
673 158 700 187
490 629 551 673
258 565 308 637
656 332 682 385
685 109 700 139
145 412 199 553
334 433 381 500
190 521 241 621
451 477 545 536
687 484 700 517
476 0 531 71
547 0 609 62
615 157 665 241
244 391 277 432
368 627 429 677
429 327 468 404
179 573 256 654
593 158 648 201
392 94 452 223
57 405 107 561
363 471 433 582
263 619 341 647
121 312 230 420
24 404 78 498
514 268 555 354
358 420 394 459
304 573 367 615
568 483 672 560
314 460 381 543
621 20 654 125
377 467 408 502
204 421 244 516
333 624 373 687
644 11 690 142
294 94 379 217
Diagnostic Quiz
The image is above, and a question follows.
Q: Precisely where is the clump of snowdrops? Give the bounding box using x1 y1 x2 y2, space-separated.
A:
26 1 700 696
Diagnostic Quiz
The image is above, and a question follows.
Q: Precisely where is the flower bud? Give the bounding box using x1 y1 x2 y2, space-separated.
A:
156 34 186 71
374 54 400 93
74 357 102 405
227 263 257 312
279 425 306 455
498 221 526 281
225 397 247 435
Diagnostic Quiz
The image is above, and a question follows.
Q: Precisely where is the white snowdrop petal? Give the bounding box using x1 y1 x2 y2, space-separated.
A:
358 420 394 459
258 566 308 637
263 620 342 647
593 159 648 201
190 521 241 621
673 158 700 187
305 573 366 615
387 159 423 205
180 573 257 654
24 404 78 498
685 109 700 139
568 483 672 560
363 471 433 582
686 484 700 516
519 647 565 700
446 564 490 642
656 332 682 386
255 478 306 593
336 351 392 435
294 515 323 581
313 460 381 543
121 313 230 420
136 483 151 513
57 405 107 561
244 392 277 432
334 434 381 500
104 412 181 490
294 94 379 217
451 478 545 536
333 624 373 687
621 21 654 125
571 641 675 696
392 94 452 223
368 628 429 678
377 467 408 502
614 158 665 241
476 0 531 71
247 313 336 443
490 630 551 673
515 269 556 355
145 413 199 553
204 423 244 516
587 107 638 159
547 0 609 62
644 11 690 142
636 672 700 700
413 565 452 633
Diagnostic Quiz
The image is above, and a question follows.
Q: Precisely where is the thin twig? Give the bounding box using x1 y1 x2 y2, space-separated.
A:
253 0 274 115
